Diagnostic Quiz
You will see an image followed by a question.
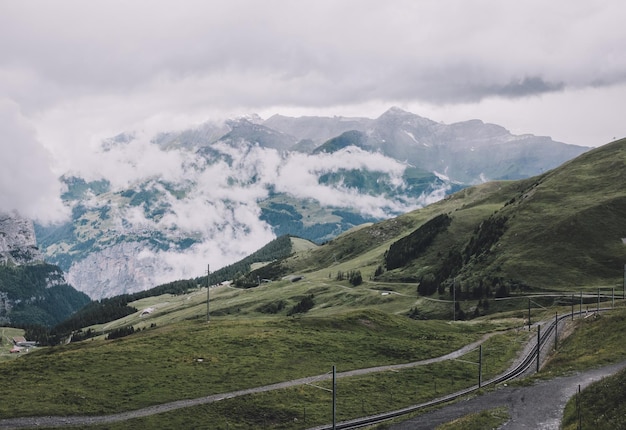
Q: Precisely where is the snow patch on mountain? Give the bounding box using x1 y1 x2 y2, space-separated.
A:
433 170 450 182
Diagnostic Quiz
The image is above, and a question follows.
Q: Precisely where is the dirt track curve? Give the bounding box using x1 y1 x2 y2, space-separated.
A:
0 333 495 429
2 320 623 429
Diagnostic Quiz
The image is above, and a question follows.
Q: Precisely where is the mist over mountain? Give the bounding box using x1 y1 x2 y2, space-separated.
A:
267 138 626 294
32 108 588 299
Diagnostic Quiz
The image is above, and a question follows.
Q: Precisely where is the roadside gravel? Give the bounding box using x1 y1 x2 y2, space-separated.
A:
389 360 626 430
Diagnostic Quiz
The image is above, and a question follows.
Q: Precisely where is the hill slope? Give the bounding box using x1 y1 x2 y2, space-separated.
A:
260 138 626 292
0 263 91 327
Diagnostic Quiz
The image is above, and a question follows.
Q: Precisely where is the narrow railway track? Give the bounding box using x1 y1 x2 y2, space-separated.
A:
310 308 609 430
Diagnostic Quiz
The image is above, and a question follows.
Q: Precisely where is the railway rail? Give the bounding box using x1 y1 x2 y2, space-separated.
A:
310 308 610 430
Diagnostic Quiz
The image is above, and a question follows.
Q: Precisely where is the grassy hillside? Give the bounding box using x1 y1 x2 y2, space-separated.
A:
0 309 515 419
1 139 625 428
265 139 626 296
542 308 626 430
561 365 626 430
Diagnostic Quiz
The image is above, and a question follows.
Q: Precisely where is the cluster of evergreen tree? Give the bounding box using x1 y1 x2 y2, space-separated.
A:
26 278 198 345
70 328 96 342
202 234 295 287
462 215 508 263
334 270 362 286
415 248 464 297
0 264 91 327
52 296 138 336
385 214 452 270
390 213 512 300
247 260 287 284
287 294 315 316
407 307 426 320
132 279 197 299
23 324 62 346
106 325 134 340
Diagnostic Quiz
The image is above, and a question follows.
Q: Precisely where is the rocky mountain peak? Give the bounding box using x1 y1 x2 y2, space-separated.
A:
0 212 43 265
376 107 438 129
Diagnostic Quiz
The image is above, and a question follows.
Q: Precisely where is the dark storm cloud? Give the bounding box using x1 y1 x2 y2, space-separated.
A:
2 0 624 113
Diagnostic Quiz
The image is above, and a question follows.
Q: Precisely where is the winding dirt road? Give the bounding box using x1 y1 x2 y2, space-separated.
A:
0 334 495 429
1 319 621 430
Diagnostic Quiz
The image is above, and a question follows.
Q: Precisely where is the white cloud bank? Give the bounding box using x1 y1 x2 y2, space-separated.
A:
1 0 625 293
0 100 67 223
61 134 436 296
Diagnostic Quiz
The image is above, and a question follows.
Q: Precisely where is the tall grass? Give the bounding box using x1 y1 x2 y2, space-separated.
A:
62 331 524 430
0 309 508 419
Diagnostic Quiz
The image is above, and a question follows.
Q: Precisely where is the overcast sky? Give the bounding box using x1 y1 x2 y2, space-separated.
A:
1 0 625 223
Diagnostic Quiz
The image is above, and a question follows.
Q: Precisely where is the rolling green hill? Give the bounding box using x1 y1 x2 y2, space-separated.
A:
47 138 626 335
0 139 624 429
261 138 626 296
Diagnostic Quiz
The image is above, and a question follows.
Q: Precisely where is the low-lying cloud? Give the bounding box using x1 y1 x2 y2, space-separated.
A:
0 99 68 223
60 131 440 294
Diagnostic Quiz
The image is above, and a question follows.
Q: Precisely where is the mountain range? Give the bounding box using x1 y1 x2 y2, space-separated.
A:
244 137 626 297
20 107 588 299
2 136 625 429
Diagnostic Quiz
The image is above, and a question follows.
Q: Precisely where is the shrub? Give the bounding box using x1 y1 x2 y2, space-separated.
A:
287 295 315 316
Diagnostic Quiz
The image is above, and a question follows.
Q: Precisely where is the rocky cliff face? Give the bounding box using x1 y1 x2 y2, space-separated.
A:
0 212 43 265
0 213 91 326
65 241 160 300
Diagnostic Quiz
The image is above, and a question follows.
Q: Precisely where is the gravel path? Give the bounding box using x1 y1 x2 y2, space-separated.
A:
389 361 626 430
0 333 495 429
2 320 612 430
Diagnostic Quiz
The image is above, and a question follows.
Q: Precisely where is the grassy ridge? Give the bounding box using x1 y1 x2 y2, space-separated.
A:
0 309 509 419
561 367 626 430
44 330 525 430
276 139 626 293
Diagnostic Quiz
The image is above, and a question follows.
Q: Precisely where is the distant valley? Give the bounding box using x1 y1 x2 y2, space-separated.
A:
16 108 589 299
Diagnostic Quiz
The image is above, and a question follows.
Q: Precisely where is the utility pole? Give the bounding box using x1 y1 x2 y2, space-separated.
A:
453 279 456 322
528 298 531 330
206 264 210 323
580 292 583 318
478 345 483 388
536 325 541 373
332 365 336 430
555 312 558 350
